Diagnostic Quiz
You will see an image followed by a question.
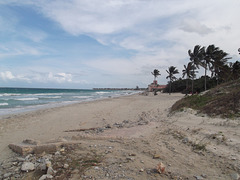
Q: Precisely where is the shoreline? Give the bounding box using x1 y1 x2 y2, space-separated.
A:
0 90 142 118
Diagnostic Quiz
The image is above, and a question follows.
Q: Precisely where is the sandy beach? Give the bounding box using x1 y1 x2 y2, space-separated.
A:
0 93 239 179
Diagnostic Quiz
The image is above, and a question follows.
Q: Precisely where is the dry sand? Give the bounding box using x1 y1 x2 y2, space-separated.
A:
0 93 239 179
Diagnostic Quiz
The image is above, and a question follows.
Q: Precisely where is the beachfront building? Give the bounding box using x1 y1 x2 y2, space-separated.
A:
148 80 166 92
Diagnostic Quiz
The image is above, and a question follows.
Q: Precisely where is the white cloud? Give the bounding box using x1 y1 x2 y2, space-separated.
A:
47 72 72 83
0 71 74 84
0 71 15 81
180 19 213 35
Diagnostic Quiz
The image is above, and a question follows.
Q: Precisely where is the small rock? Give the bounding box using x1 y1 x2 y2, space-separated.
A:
63 163 69 169
16 157 25 162
194 175 204 180
182 137 189 143
12 161 18 166
55 151 61 155
3 172 12 178
105 124 111 128
129 153 136 156
45 159 52 168
21 162 35 172
126 157 134 161
139 168 144 172
47 166 56 175
14 174 21 178
231 173 239 180
39 174 53 180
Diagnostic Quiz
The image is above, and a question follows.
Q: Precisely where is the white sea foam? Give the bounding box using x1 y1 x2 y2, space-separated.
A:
73 96 93 99
0 103 8 106
41 96 61 99
96 92 110 94
1 93 21 96
34 93 64 96
16 98 39 101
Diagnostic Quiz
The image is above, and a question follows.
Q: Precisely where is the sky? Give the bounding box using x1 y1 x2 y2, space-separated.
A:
0 0 239 89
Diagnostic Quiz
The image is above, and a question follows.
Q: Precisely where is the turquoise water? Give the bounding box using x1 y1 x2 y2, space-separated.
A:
0 88 138 116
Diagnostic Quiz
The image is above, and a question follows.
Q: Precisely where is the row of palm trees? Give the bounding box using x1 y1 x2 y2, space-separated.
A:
151 66 179 94
152 44 240 94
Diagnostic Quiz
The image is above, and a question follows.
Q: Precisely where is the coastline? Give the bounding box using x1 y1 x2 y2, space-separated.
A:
0 89 142 117
0 92 239 179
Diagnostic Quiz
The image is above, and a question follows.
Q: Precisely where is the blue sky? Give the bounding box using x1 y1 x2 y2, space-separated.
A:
0 0 239 89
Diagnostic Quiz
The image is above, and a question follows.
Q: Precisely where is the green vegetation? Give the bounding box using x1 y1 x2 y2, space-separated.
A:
171 79 240 118
163 44 240 94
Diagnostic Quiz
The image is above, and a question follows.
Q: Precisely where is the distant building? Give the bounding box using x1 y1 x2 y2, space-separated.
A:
148 80 166 92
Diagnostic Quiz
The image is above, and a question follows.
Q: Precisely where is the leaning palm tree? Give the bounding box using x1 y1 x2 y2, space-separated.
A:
202 45 219 91
151 69 160 81
232 61 240 80
182 62 194 93
188 45 205 69
166 66 179 95
188 45 205 93
210 50 231 85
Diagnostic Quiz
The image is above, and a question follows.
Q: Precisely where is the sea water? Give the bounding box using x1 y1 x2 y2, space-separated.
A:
0 88 139 116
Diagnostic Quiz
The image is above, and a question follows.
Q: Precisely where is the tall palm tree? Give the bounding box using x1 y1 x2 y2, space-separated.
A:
151 69 160 81
210 50 231 85
188 45 205 69
182 62 194 93
188 45 205 93
203 45 219 91
166 66 179 95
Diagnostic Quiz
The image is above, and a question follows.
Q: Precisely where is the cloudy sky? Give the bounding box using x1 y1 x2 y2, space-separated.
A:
0 0 239 89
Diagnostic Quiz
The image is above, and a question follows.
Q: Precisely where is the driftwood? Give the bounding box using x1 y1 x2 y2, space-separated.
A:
64 127 99 132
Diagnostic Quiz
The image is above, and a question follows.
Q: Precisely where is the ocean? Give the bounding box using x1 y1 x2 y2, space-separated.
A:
0 88 139 116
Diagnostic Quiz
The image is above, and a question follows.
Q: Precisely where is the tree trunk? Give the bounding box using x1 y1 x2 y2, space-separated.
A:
169 81 171 95
192 76 194 95
204 67 207 91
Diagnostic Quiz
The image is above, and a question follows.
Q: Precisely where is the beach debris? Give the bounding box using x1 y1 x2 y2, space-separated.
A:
156 162 165 174
8 139 74 155
8 143 34 156
153 154 161 159
21 162 35 172
64 127 100 132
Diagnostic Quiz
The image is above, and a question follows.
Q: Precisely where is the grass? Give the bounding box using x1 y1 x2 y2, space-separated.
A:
171 79 240 118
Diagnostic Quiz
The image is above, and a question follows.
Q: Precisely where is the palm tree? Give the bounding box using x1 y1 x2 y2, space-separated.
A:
202 45 219 91
232 61 240 80
182 62 194 93
151 69 160 81
210 50 231 85
188 45 205 69
166 66 179 95
188 45 205 93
